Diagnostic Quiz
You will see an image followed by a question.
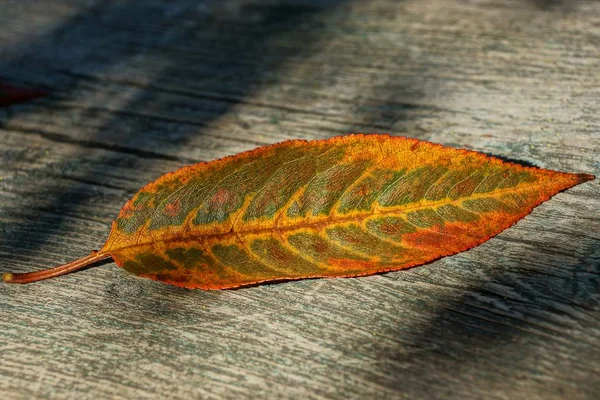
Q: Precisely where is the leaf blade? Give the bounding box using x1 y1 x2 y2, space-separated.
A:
102 134 594 289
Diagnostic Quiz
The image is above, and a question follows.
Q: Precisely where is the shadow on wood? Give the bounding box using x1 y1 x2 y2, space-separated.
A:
0 0 350 270
373 213 600 397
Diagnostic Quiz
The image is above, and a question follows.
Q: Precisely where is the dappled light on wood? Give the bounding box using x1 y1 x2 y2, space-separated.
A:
3 135 594 289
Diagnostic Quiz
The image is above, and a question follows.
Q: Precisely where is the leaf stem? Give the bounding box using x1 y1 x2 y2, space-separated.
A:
2 251 111 284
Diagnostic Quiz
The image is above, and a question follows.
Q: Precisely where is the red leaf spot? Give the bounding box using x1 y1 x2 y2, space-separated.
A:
211 188 232 205
164 199 181 216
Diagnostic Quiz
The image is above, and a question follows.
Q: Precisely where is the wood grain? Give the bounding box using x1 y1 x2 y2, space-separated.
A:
1 0 599 399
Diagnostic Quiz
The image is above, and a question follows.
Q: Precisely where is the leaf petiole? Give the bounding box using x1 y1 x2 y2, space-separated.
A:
2 251 110 284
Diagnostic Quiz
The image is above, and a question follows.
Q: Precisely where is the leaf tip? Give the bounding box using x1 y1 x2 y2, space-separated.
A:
577 173 596 183
2 273 14 283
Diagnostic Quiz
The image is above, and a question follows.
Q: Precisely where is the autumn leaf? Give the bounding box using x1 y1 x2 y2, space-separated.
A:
0 81 47 107
3 135 594 289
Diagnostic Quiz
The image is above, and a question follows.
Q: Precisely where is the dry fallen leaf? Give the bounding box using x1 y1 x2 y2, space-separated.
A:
3 135 594 289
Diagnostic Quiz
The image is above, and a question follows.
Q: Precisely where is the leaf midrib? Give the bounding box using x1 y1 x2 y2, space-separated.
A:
108 181 552 252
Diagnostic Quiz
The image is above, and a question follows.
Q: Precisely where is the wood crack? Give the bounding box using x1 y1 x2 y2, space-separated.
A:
3 125 195 163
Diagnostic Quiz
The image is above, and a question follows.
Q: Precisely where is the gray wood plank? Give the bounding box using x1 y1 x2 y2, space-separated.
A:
1 0 599 399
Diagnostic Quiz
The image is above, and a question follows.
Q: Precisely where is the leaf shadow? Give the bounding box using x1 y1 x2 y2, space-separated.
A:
482 152 537 167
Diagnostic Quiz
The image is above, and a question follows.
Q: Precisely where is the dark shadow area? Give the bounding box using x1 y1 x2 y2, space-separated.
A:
482 152 537 167
0 0 349 269
530 0 584 12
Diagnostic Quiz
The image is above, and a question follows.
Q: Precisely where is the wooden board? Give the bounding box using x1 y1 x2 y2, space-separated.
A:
1 0 599 398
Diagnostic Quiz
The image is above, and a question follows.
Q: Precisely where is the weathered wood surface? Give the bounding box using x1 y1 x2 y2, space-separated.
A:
1 0 599 398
